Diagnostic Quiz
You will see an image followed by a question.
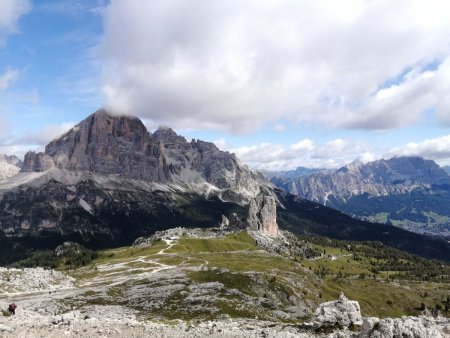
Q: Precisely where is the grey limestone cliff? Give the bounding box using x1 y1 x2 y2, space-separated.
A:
247 195 278 237
0 109 271 239
21 110 266 199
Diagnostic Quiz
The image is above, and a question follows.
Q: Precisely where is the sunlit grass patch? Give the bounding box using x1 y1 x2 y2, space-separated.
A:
166 231 257 254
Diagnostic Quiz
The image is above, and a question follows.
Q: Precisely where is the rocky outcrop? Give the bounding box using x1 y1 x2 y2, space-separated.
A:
0 154 22 168
310 294 450 337
22 152 55 172
247 195 278 237
220 213 246 230
313 292 362 328
360 316 450 338
0 155 21 180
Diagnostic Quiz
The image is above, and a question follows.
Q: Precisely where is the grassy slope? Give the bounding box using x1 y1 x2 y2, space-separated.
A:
66 231 449 321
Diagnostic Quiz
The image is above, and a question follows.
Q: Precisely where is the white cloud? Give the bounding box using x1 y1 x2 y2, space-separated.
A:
213 138 227 151
312 139 370 159
0 68 19 91
0 0 31 44
230 138 376 170
0 122 75 157
273 124 286 132
291 139 314 152
387 135 450 166
100 0 450 133
234 134 450 171
18 122 75 146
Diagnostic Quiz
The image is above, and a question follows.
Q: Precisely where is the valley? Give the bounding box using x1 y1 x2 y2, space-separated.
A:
1 228 449 337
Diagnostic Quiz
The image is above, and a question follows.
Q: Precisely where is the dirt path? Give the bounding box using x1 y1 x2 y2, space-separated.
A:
157 239 176 255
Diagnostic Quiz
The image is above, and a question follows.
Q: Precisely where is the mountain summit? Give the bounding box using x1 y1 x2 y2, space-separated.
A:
22 110 265 199
0 110 275 246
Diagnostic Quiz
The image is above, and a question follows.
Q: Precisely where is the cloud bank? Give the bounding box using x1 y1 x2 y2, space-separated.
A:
0 122 75 158
100 0 450 133
388 135 450 166
0 0 31 44
224 138 376 170
225 133 450 170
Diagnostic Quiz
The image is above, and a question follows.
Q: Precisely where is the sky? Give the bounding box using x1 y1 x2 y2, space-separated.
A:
1 0 450 170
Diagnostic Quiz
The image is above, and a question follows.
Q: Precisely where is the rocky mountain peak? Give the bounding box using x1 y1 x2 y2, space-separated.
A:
24 109 167 181
153 126 186 145
19 109 267 201
377 156 449 184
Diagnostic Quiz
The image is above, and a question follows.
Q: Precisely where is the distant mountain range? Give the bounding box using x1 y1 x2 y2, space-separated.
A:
262 167 333 180
0 110 448 262
270 157 450 237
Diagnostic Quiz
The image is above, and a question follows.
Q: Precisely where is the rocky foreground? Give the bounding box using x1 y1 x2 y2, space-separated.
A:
0 265 448 338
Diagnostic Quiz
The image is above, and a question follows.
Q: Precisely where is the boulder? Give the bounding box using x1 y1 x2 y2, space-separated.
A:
313 292 362 328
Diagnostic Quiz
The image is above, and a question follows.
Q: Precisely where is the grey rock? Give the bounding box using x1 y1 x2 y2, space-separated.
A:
20 110 266 200
0 109 273 238
0 154 21 180
313 292 362 328
272 157 450 236
360 317 380 337
247 195 278 237
278 157 450 204
361 315 450 338
0 154 22 168
219 215 230 228
22 151 55 172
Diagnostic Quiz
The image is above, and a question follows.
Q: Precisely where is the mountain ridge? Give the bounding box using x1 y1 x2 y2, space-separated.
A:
21 109 267 202
270 157 450 236
0 110 448 262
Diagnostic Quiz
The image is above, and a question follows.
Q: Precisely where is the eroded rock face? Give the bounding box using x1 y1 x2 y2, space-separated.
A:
41 110 168 181
272 157 450 236
278 157 450 203
0 155 21 180
247 195 278 237
22 152 55 172
0 110 272 241
313 292 362 328
20 110 265 199
360 316 450 338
